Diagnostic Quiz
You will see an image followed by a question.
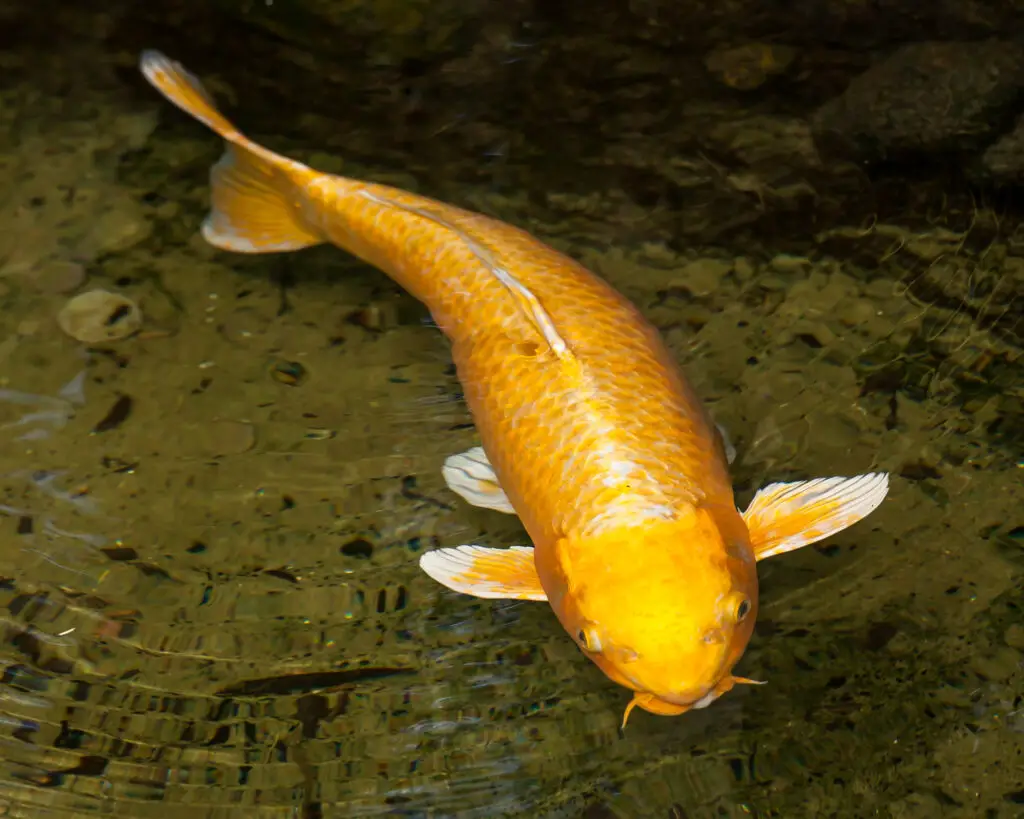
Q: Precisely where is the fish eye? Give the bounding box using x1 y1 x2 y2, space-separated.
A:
735 597 752 622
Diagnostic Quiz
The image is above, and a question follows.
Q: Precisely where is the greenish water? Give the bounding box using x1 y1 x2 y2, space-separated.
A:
1 5 1023 818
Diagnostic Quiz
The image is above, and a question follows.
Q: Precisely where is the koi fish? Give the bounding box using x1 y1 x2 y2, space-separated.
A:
139 50 889 728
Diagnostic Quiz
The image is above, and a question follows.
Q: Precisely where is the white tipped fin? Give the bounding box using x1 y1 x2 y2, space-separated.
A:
139 50 235 134
419 545 546 601
139 49 322 254
442 447 516 514
742 472 889 561
714 422 736 465
201 147 323 253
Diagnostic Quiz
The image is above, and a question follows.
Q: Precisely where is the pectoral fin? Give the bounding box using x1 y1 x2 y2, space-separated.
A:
714 421 736 465
418 545 547 601
442 447 516 514
742 472 889 561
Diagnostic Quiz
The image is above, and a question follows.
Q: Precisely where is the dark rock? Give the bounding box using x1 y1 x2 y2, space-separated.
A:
981 113 1024 183
12 0 1024 247
812 40 1024 163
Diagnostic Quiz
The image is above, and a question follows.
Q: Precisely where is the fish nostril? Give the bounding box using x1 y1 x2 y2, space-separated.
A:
702 627 725 645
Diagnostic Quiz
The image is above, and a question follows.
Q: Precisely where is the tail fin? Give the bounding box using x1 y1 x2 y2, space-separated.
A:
139 50 323 254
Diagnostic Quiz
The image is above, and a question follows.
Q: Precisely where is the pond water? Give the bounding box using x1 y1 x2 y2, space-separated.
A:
1 6 1022 819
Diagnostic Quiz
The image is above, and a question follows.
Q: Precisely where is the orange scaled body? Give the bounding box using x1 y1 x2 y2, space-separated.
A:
141 51 889 727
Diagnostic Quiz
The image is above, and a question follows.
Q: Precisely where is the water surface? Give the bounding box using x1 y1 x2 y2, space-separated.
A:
0 8 1023 819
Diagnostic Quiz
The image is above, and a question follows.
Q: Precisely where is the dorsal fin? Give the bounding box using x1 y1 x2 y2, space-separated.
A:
357 190 571 359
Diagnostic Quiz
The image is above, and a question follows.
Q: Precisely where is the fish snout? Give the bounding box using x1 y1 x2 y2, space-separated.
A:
666 673 764 711
621 674 764 728
657 685 715 709
620 682 728 727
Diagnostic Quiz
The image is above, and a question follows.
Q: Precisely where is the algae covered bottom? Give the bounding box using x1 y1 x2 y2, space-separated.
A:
0 3 1023 818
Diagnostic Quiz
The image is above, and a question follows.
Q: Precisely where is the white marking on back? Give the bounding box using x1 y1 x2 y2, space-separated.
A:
356 189 571 358
350 191 689 534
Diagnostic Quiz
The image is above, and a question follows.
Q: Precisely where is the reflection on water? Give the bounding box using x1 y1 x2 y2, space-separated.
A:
1 6 1023 819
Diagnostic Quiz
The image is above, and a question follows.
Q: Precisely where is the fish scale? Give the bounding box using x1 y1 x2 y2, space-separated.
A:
304 177 726 540
140 49 890 728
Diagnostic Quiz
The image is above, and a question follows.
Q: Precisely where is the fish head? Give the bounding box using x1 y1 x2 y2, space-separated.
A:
555 506 760 727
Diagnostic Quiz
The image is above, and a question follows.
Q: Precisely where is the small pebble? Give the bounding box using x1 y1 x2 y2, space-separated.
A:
971 646 1021 682
835 297 877 328
348 303 402 332
349 305 386 332
637 241 678 267
32 260 86 294
864 278 897 300
1004 624 1024 650
787 321 836 348
58 289 142 344
271 359 307 386
905 238 951 261
732 256 756 281
769 253 811 273
705 43 798 90
154 201 181 220
932 686 972 707
670 258 732 297
85 206 153 256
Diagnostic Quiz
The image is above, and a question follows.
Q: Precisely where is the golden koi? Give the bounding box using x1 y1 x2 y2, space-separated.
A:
139 51 889 728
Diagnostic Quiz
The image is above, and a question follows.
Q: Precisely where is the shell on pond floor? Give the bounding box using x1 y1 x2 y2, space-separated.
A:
57 289 142 344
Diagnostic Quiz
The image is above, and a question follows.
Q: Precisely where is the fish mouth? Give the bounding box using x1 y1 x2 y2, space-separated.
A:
619 691 691 728
620 675 766 729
